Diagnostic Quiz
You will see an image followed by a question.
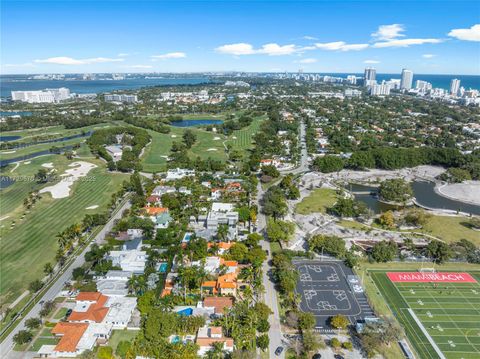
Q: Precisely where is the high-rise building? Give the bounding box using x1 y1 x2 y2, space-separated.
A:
400 69 413 90
364 67 376 86
11 88 71 103
369 83 391 96
346 75 357 85
450 79 461 96
415 80 432 92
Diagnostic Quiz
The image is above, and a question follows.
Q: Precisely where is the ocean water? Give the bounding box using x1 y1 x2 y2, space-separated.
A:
0 76 211 98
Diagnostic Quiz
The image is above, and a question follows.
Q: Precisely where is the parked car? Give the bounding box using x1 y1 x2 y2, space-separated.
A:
275 346 284 356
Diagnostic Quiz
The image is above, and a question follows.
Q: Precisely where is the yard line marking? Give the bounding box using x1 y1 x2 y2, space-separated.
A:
408 308 447 359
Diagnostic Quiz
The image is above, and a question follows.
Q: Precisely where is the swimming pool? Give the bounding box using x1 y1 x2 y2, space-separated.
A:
177 308 193 316
158 263 168 273
182 232 193 243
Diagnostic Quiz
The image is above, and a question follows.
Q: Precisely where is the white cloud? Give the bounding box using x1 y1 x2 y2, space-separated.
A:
364 60 380 64
216 42 301 56
303 35 318 40
373 38 442 48
258 43 297 56
151 52 187 60
298 58 317 64
372 24 405 40
34 56 124 65
448 24 480 42
118 53 130 57
315 41 369 51
215 43 256 55
422 54 436 58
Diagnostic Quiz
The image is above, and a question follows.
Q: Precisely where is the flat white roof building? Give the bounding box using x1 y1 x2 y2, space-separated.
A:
96 271 133 297
104 296 137 329
108 250 147 274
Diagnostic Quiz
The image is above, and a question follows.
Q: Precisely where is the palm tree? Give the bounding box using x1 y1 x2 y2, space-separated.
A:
217 224 229 241
56 231 70 251
127 276 137 294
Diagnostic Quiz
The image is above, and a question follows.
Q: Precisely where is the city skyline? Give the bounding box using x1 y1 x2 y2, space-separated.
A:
1 1 480 75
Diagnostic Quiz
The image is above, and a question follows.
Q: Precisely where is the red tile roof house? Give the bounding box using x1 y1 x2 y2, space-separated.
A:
203 296 234 316
68 292 109 323
38 322 112 358
196 326 234 356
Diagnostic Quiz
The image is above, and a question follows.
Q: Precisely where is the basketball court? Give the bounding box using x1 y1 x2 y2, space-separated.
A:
294 260 374 328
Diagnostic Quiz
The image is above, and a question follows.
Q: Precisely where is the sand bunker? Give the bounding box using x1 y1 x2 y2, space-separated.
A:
23 161 31 165
85 205 99 210
213 137 221 140
1 150 16 154
40 161 96 199
42 163 54 168
207 148 217 151
171 135 177 138
232 136 237 139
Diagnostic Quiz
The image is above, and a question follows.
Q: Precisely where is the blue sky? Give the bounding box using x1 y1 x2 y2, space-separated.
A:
1 1 479 74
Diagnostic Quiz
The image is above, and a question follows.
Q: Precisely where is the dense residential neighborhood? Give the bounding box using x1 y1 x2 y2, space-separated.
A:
1 2 480 357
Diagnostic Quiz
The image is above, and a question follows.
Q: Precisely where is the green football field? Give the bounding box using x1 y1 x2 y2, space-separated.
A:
371 271 480 359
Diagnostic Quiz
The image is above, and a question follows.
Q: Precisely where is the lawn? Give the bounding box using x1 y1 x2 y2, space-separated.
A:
53 307 68 320
140 114 265 172
30 337 59 351
295 188 337 215
108 329 139 350
418 215 480 246
0 154 129 305
338 215 479 246
366 266 480 359
225 115 265 152
141 126 226 172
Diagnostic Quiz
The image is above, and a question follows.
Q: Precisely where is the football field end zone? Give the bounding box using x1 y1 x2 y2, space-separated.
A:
387 272 477 283
407 308 447 359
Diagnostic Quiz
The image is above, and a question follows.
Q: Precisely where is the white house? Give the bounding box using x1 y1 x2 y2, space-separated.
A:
108 250 147 274
166 168 195 180
96 271 132 297
104 296 137 329
196 326 234 357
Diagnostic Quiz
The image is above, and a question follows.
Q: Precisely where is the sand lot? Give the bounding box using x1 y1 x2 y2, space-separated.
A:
438 181 480 206
40 161 97 199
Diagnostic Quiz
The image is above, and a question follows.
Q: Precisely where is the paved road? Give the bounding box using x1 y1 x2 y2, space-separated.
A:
281 118 309 175
0 200 131 358
256 182 285 359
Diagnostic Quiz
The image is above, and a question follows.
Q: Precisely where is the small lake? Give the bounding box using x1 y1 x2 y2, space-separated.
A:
0 175 15 189
170 119 223 127
348 181 480 215
0 111 32 117
1 131 91 148
0 145 74 168
0 135 22 142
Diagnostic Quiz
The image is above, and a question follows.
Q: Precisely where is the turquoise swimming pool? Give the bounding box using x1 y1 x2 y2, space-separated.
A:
158 263 168 273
